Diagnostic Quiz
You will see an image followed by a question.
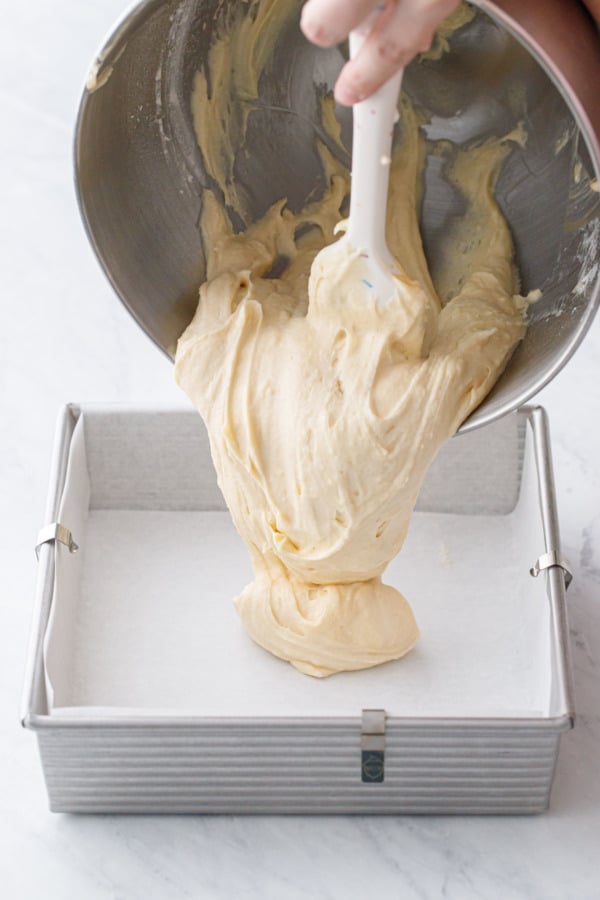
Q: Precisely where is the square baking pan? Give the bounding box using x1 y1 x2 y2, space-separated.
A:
22 403 574 814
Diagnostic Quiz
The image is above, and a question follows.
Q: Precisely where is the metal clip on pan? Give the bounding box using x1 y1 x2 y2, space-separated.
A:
35 523 79 560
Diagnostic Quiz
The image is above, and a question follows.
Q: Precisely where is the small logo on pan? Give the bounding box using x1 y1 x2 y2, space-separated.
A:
361 750 384 783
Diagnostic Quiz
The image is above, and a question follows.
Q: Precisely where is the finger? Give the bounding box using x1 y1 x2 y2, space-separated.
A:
301 0 382 48
334 0 460 105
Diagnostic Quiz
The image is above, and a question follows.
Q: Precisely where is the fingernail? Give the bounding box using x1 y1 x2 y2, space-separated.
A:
335 85 360 106
300 10 339 46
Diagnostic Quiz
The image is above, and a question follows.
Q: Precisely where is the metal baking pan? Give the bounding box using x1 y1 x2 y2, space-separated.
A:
22 403 574 814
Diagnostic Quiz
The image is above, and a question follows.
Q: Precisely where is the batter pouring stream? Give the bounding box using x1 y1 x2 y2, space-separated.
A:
174 3 530 677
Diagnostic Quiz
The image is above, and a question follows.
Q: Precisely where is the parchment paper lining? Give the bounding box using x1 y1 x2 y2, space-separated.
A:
44 411 551 719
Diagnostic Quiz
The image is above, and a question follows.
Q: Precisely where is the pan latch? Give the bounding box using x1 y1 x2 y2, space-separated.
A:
361 709 386 783
530 550 573 590
35 523 79 560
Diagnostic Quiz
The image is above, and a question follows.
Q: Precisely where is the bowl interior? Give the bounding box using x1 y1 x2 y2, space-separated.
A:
75 0 600 428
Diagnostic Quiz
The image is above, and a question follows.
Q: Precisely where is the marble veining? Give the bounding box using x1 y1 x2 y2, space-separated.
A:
1 1 599 897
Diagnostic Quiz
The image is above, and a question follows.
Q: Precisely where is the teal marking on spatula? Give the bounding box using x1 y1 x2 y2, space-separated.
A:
362 279 374 288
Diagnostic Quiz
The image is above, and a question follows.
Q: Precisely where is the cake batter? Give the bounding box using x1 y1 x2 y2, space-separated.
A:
175 2 530 677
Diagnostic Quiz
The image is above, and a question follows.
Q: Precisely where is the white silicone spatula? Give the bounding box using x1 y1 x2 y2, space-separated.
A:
344 23 404 303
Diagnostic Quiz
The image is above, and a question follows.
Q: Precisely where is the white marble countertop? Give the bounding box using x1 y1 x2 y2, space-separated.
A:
1 2 599 897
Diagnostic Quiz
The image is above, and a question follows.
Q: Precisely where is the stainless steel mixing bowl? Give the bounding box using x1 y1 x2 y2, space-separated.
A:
74 0 600 430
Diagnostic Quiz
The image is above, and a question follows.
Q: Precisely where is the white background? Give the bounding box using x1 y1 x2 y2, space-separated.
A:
1 1 600 897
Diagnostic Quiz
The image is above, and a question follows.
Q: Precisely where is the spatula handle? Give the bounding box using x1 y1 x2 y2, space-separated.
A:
346 28 403 267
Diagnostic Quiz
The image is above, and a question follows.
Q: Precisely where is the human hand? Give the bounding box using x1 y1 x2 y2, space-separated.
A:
300 0 461 105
